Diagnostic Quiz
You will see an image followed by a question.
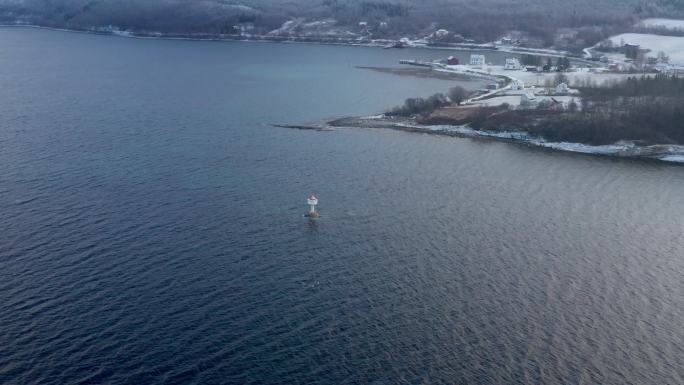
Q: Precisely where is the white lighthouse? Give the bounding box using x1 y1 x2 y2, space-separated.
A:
306 194 320 218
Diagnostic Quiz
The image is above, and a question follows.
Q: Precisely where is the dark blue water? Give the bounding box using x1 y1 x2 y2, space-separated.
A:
1 27 683 385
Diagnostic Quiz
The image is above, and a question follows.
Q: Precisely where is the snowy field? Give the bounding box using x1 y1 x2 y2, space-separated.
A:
637 18 684 30
503 69 638 86
469 95 578 108
477 66 641 86
608 33 684 64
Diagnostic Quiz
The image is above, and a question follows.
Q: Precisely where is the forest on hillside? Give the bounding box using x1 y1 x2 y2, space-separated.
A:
3 0 684 47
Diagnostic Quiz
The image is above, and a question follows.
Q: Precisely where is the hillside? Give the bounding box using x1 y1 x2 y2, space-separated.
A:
2 0 684 49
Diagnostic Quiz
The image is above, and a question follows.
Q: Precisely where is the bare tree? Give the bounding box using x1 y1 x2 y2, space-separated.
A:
449 86 469 105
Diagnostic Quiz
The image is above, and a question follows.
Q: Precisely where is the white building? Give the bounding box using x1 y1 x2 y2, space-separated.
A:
555 83 569 95
435 29 450 38
504 58 522 70
470 54 485 67
510 79 525 90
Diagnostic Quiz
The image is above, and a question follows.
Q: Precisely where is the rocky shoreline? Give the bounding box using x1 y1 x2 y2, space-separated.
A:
321 115 684 164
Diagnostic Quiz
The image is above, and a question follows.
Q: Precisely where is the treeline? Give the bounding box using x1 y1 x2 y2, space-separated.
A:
521 55 571 70
528 75 684 145
528 99 684 145
579 74 684 98
0 0 673 46
359 1 408 17
6 0 684 49
387 86 470 116
386 93 449 117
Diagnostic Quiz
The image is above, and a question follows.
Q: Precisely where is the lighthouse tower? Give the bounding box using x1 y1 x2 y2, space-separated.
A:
306 194 320 218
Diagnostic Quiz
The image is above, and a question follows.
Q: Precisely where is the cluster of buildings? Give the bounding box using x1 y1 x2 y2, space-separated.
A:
440 54 488 67
589 41 684 74
440 53 576 108
450 55 522 70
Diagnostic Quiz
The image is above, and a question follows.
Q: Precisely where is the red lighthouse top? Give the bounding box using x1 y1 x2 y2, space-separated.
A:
309 194 317 200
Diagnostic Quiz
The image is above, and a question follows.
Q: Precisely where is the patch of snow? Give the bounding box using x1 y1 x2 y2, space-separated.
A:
363 114 386 120
535 141 631 154
303 19 337 29
443 65 638 88
392 121 684 162
469 95 521 107
660 154 684 163
470 94 580 108
111 29 133 37
268 19 304 35
395 123 635 155
224 5 258 13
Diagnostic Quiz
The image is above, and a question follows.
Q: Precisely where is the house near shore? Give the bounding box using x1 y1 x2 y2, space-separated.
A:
435 29 450 38
470 54 485 67
555 83 569 95
510 79 525 90
608 63 622 72
446 56 460 65
233 22 255 36
504 58 522 70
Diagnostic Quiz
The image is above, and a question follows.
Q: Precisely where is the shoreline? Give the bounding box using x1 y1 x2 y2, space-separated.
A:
0 23 582 58
317 63 684 164
7 23 680 164
322 116 684 164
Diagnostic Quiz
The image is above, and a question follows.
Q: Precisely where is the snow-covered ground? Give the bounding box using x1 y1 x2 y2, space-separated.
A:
467 95 521 107
637 18 684 30
443 65 639 87
607 33 684 64
500 68 636 86
661 155 684 163
469 94 578 108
